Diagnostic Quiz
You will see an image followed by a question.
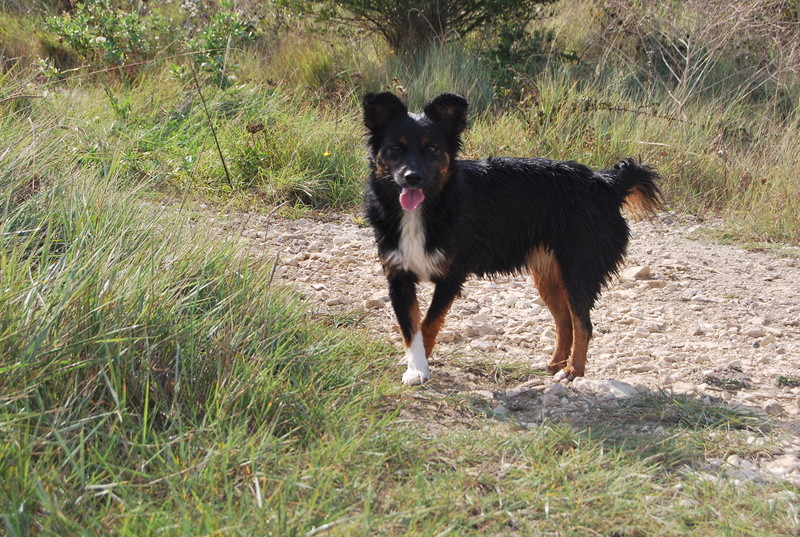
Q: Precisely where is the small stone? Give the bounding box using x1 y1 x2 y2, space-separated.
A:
766 455 800 474
505 387 533 398
726 455 742 467
472 340 496 353
679 499 699 507
660 372 676 385
325 297 346 306
438 331 457 343
632 327 650 338
744 326 767 338
671 381 698 395
572 378 637 398
311 283 326 291
472 390 495 400
728 469 762 485
758 334 777 346
545 383 569 397
763 400 783 416
542 394 561 406
620 265 652 281
692 325 706 336
644 279 667 288
363 298 386 309
492 404 510 417
628 363 657 373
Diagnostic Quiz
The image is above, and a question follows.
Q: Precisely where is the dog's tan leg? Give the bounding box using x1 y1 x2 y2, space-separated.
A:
528 247 573 373
421 313 447 359
564 309 591 378
421 275 464 358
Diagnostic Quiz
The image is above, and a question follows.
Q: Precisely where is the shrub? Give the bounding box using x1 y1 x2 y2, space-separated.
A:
286 0 556 55
43 0 255 84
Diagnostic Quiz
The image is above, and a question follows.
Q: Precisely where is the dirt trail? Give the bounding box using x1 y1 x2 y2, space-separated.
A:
217 209 800 484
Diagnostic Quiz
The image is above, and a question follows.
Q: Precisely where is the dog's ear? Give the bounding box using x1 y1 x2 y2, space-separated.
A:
424 93 469 136
363 92 408 132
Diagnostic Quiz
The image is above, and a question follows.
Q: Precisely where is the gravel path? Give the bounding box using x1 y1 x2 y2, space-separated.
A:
218 208 800 485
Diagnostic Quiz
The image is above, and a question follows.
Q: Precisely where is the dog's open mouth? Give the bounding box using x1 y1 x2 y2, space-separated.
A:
399 188 425 211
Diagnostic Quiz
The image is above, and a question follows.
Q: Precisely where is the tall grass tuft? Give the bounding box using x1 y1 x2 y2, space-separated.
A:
0 107 396 534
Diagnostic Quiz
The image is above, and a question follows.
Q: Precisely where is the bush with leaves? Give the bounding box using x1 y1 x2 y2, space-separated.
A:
186 8 256 88
44 0 169 79
44 0 256 85
284 0 555 56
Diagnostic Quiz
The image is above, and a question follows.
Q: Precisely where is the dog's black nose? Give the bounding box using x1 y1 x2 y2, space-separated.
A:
403 171 422 187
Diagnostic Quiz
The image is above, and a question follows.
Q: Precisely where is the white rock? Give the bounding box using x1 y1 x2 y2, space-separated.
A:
765 455 800 474
620 265 652 281
626 363 657 373
758 334 777 346
659 372 676 385
726 455 742 467
632 327 651 338
744 325 767 338
572 378 638 398
472 340 496 353
671 382 698 394
505 387 533 398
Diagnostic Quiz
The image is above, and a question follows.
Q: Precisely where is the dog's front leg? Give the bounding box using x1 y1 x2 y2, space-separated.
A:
421 275 465 358
387 271 428 385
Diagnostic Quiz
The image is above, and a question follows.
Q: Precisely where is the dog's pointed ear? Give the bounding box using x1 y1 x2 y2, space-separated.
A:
363 92 408 132
423 93 469 135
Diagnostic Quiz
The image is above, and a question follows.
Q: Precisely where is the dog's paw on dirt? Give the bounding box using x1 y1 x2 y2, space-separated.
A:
402 368 430 385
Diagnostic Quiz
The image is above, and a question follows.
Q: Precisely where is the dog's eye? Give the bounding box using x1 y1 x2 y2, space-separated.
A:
424 145 440 155
385 144 403 155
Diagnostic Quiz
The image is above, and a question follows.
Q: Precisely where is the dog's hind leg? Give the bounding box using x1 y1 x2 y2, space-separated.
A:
528 247 573 374
561 307 592 380
387 271 428 385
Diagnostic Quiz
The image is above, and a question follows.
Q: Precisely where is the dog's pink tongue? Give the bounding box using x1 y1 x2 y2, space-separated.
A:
399 188 425 211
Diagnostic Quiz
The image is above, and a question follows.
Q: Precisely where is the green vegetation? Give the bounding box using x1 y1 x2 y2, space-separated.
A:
1 1 799 535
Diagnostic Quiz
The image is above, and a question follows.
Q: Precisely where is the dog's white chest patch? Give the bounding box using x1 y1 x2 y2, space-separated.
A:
384 210 446 281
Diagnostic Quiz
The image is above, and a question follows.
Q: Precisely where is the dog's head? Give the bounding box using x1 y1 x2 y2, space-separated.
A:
363 92 468 211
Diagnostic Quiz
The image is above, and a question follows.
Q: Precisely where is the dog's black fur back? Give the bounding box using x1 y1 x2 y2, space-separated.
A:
362 91 662 383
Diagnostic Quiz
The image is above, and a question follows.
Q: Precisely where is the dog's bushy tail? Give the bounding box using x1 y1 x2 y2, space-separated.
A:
606 158 663 220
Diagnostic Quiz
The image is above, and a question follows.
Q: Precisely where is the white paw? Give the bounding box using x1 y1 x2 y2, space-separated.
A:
553 369 573 382
402 368 430 385
401 331 429 385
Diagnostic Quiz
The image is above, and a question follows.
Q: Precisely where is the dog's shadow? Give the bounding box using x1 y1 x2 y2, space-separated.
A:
395 361 780 471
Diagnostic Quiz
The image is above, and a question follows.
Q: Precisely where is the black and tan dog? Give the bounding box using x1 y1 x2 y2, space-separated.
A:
362 92 662 385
